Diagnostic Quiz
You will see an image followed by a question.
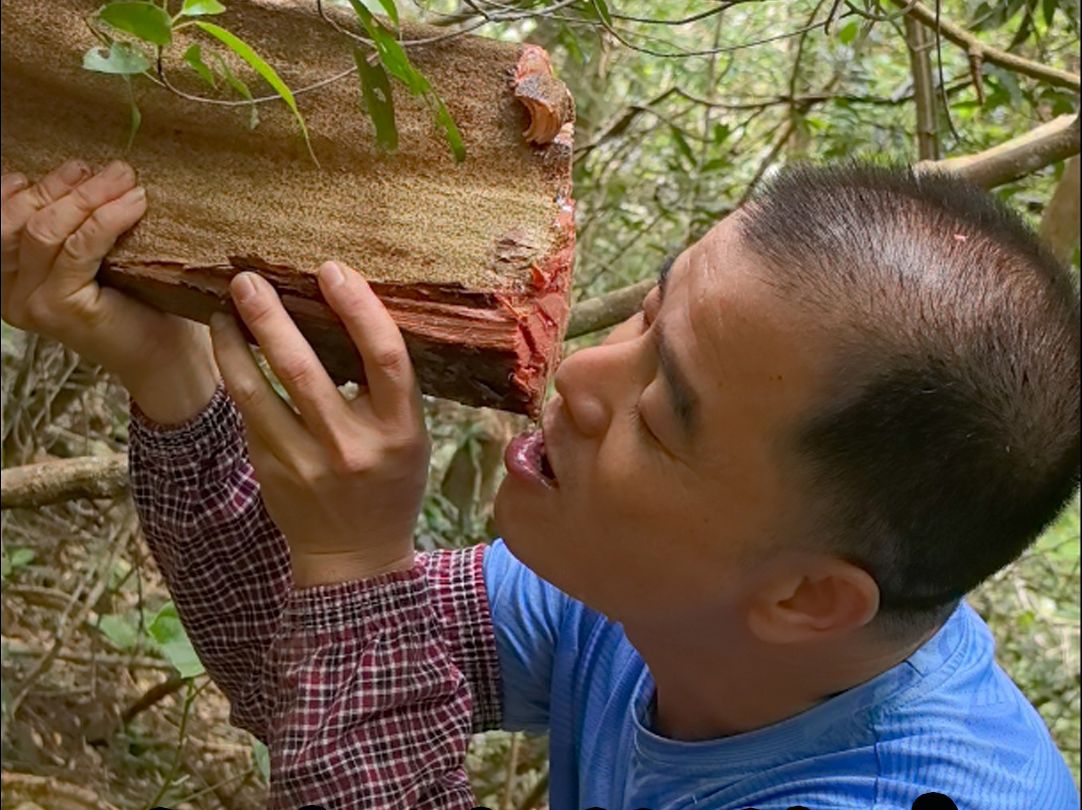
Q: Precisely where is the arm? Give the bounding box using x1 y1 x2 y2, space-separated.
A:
132 387 501 806
129 385 291 739
1 162 497 805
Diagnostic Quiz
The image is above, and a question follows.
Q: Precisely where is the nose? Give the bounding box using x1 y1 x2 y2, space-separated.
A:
553 313 642 438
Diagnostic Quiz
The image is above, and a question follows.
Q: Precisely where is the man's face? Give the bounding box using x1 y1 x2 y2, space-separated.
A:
493 214 832 623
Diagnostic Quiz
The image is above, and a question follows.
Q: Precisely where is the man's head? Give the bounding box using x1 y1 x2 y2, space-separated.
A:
494 163 1080 646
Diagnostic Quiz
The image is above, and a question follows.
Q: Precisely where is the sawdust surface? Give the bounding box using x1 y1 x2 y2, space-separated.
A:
1 0 564 292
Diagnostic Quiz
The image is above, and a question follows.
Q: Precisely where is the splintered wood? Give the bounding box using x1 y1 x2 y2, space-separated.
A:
0 0 575 415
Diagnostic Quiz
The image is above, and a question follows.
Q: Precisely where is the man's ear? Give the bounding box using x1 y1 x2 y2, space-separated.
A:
745 558 880 644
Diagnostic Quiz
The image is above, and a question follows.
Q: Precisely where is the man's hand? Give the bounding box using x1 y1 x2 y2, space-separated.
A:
210 263 430 587
1 160 218 424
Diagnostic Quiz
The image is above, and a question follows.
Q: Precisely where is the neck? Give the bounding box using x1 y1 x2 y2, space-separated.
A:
625 614 936 741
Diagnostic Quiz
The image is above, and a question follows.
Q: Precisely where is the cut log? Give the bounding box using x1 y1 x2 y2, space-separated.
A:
0 1 575 416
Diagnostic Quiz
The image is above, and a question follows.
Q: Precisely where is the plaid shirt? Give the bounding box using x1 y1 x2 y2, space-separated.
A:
129 386 502 809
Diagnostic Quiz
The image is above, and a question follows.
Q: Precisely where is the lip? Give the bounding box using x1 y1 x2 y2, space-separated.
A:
504 400 563 490
504 429 557 490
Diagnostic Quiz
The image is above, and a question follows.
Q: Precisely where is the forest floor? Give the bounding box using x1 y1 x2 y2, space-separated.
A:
1 332 1078 810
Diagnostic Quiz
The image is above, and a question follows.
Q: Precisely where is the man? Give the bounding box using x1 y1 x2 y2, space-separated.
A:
1 159 1077 809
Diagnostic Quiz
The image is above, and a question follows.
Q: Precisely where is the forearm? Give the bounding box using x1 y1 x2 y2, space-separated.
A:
129 385 291 739
267 565 477 809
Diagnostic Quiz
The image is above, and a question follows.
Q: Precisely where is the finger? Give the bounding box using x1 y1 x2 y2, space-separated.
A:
317 262 421 423
209 311 312 456
2 160 91 274
44 184 146 302
18 161 139 299
228 271 353 444
1 173 29 205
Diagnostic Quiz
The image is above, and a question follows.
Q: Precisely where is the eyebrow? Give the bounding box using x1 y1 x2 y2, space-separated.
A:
653 302 698 438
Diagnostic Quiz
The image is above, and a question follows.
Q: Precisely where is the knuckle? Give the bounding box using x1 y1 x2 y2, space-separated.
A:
232 378 265 411
67 183 97 212
24 211 65 248
291 458 327 487
61 209 113 261
371 346 407 373
60 229 91 262
24 292 55 329
328 442 372 476
274 356 312 388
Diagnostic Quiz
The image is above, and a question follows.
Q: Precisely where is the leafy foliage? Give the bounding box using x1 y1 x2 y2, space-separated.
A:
79 0 465 162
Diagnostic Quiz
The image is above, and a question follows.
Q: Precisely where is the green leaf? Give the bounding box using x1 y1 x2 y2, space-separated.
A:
669 125 695 167
213 54 259 128
82 41 151 75
375 0 399 27
9 548 35 568
99 1 173 46
251 737 271 782
99 613 141 650
195 21 317 164
1042 0 1057 26
354 48 398 152
838 19 860 45
183 43 217 88
148 601 205 678
431 96 465 163
347 0 463 161
592 0 614 27
181 0 227 15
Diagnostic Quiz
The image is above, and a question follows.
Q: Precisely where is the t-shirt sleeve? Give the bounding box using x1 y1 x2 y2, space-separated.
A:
483 538 573 733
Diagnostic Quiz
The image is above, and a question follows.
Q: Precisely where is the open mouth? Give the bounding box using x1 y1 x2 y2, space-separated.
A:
504 429 559 489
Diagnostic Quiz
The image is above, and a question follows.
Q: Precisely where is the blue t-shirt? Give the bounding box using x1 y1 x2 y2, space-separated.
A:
483 540 1077 810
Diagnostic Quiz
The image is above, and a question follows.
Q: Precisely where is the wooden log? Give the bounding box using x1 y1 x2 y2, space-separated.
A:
0 1 575 417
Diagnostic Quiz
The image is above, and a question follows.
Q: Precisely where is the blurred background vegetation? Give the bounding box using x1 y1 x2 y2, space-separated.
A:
1 0 1079 807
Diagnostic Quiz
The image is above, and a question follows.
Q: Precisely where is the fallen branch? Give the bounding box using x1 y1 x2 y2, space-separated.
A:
3 638 174 671
1 453 128 510
890 0 1081 91
921 114 1080 188
1 771 122 810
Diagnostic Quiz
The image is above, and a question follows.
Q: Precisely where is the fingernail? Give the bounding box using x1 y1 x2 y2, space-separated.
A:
232 272 260 303
7 174 28 190
60 160 91 184
320 261 345 287
123 186 146 204
102 160 131 182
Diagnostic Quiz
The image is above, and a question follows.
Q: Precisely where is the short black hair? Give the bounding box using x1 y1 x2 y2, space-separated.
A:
739 163 1080 632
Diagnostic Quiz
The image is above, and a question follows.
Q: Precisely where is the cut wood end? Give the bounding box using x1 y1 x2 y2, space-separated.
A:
514 44 575 147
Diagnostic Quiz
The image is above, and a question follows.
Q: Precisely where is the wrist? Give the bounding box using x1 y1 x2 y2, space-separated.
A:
291 547 417 589
122 326 219 425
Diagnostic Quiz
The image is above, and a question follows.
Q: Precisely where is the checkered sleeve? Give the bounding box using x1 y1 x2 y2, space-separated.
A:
129 385 504 804
269 564 479 809
129 384 292 741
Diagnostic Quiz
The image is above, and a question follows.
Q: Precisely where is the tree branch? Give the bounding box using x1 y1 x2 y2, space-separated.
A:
1 453 129 510
565 278 656 339
569 115 1081 339
921 114 1081 188
904 15 940 160
889 0 1081 90
1039 155 1081 264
